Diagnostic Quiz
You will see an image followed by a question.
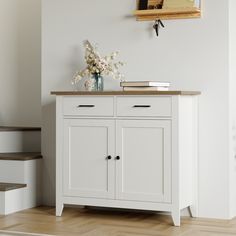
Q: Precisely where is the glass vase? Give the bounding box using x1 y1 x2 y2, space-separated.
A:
91 73 104 91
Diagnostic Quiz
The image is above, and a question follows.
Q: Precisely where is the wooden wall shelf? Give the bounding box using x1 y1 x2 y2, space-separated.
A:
134 7 201 21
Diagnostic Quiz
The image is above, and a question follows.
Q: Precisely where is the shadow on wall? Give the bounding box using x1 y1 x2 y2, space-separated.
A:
22 132 41 152
42 101 56 206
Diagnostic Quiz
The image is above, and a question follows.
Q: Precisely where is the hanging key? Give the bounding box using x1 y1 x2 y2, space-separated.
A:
153 19 165 37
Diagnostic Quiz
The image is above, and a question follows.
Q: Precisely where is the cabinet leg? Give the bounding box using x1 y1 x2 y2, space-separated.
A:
171 210 181 226
189 205 197 218
56 203 64 216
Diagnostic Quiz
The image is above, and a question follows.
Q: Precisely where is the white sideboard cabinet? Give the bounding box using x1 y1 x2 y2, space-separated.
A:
52 91 200 226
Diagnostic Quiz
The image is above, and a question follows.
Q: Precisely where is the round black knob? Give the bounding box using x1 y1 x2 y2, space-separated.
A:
116 156 120 160
107 156 112 160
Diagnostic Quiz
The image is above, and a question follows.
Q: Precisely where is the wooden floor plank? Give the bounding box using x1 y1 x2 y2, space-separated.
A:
0 207 235 236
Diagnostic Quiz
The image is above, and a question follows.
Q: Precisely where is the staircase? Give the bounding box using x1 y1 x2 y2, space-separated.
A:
0 126 42 215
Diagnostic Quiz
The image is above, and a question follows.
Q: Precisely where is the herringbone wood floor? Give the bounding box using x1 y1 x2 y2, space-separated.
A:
0 207 235 236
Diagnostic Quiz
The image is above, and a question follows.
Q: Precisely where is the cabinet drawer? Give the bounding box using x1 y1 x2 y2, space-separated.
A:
63 97 114 116
116 96 172 117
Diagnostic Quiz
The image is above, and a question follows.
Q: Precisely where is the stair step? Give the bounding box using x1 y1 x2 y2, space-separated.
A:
0 152 42 161
0 183 27 192
0 126 41 132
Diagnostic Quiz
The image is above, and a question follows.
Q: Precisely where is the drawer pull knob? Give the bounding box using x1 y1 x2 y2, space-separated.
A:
107 156 112 160
77 105 95 108
116 156 120 160
133 105 151 108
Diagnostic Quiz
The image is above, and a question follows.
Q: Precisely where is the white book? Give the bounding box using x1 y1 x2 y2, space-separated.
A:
120 81 170 87
123 86 169 91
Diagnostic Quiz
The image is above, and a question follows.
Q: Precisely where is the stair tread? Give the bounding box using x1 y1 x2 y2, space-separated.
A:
0 152 42 161
0 126 41 132
0 182 27 192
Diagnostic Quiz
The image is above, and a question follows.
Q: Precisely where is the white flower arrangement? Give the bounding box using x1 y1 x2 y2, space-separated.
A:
72 40 125 88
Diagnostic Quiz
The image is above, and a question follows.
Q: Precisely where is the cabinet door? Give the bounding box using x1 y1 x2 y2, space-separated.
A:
63 119 115 199
116 120 171 203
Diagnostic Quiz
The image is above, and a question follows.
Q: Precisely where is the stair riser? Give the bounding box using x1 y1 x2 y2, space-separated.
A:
0 161 25 183
0 188 25 215
0 159 42 187
0 131 41 152
0 160 42 214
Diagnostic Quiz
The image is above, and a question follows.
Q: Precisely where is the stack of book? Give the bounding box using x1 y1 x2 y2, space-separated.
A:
121 81 170 91
163 0 195 9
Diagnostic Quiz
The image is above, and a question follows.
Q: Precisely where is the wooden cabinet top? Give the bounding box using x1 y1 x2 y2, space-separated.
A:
51 91 201 96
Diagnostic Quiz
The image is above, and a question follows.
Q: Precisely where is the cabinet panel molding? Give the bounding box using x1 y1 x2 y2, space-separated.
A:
63 119 115 199
116 119 171 203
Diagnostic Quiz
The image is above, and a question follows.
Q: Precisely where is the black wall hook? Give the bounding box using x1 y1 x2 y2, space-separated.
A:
153 19 165 37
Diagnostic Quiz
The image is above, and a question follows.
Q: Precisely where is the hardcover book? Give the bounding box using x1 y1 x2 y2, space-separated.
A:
121 81 170 87
123 86 169 91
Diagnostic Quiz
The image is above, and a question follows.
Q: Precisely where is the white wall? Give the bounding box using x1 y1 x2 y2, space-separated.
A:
42 0 231 219
229 0 236 218
0 0 41 127
17 0 41 126
0 0 19 125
